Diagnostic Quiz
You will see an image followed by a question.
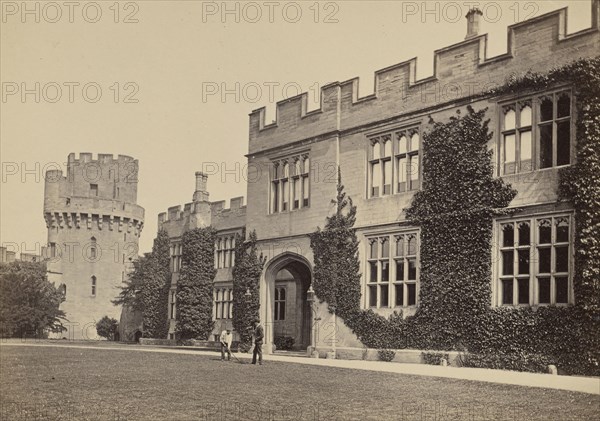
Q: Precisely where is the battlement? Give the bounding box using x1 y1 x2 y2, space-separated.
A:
248 0 600 154
45 153 140 207
210 197 245 214
67 152 136 165
158 196 246 224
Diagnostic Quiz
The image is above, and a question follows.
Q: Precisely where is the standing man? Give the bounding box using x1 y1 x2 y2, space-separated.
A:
220 328 233 361
251 319 263 365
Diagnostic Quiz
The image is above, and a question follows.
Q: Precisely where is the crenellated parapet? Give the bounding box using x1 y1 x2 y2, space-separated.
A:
158 172 246 239
158 195 246 237
44 153 145 241
43 152 141 204
248 0 600 154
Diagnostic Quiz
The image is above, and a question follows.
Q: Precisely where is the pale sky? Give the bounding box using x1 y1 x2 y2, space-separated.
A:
0 0 593 255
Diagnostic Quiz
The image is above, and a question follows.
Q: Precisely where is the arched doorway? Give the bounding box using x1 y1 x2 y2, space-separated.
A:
262 253 312 354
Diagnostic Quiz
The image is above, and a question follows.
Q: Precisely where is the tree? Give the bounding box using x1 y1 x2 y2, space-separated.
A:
113 229 171 338
113 253 151 312
309 169 362 319
176 227 216 340
0 261 66 337
232 230 265 350
96 316 118 340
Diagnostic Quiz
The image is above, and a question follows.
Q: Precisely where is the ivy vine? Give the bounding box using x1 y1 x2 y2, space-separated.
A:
232 229 265 351
176 227 217 340
308 57 600 375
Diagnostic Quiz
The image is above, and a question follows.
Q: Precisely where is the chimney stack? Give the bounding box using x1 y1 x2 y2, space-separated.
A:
465 8 483 40
193 171 209 202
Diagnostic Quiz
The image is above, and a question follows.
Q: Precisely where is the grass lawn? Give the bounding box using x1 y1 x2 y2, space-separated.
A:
0 344 598 421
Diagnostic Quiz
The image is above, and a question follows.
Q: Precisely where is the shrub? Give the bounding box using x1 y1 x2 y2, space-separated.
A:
422 352 450 366
96 316 118 340
274 336 295 351
378 349 395 362
460 352 553 373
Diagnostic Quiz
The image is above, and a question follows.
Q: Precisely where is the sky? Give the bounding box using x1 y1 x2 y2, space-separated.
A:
0 0 594 255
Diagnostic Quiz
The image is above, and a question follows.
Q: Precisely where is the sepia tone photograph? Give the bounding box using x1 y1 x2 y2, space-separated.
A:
1 0 599 419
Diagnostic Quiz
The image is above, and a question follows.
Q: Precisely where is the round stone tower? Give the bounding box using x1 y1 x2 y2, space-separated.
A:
44 153 144 339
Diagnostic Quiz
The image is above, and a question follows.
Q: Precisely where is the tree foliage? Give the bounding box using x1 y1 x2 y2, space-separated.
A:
232 229 265 350
113 229 171 338
309 169 361 319
176 227 216 340
113 254 150 312
96 316 118 340
0 261 66 337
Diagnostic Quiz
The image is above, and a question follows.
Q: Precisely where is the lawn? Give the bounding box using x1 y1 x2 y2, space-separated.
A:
0 343 598 420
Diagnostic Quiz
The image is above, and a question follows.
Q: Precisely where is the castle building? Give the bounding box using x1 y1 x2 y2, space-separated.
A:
158 172 247 341
44 153 144 339
163 2 599 355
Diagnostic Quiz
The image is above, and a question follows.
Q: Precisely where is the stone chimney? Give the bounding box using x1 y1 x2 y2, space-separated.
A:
465 8 483 40
193 171 209 202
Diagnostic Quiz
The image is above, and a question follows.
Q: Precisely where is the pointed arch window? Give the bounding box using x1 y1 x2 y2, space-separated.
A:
270 153 310 213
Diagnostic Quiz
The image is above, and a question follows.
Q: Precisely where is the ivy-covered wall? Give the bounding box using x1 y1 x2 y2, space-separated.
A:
176 227 217 340
310 58 600 375
232 230 264 351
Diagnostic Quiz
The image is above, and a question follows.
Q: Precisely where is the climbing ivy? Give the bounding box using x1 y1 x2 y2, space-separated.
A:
309 57 600 374
143 229 171 339
487 57 600 314
232 229 264 351
406 105 517 349
309 169 361 319
176 227 216 340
